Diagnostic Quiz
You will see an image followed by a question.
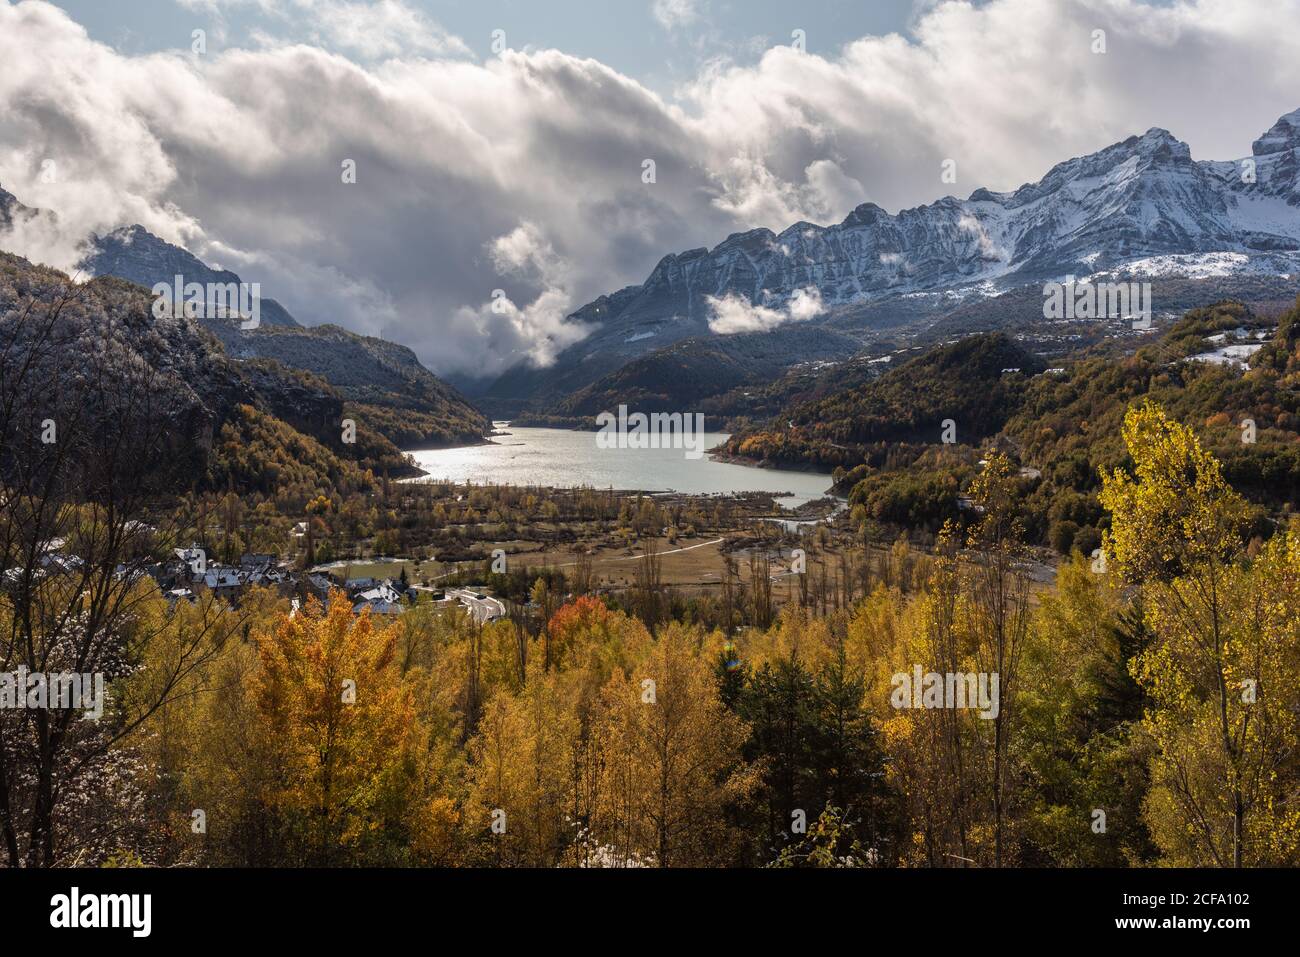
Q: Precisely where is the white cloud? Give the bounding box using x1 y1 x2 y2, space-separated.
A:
652 0 702 31
709 155 867 228
177 0 471 58
705 292 785 334
2 0 1300 381
786 286 826 322
958 214 1009 262
308 0 470 58
490 222 567 283
473 222 589 368
706 286 824 334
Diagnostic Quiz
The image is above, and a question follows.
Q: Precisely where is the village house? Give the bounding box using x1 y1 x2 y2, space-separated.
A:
352 579 406 616
202 567 245 601
149 545 294 604
305 573 335 598
165 587 196 608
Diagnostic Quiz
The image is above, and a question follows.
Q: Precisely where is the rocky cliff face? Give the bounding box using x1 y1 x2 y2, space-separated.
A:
0 184 32 230
0 183 55 235
488 109 1300 407
237 360 344 445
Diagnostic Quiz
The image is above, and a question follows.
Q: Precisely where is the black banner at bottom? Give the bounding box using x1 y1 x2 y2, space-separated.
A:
2 866 1277 943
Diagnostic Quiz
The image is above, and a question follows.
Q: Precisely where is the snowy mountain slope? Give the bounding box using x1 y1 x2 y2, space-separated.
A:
486 109 1300 408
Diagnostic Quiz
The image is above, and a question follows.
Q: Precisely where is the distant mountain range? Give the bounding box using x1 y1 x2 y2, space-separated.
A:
81 224 489 449
484 108 1300 413
5 106 1300 432
86 225 302 328
0 186 490 451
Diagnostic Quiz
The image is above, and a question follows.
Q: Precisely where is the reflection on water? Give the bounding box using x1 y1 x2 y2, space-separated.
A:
407 425 834 508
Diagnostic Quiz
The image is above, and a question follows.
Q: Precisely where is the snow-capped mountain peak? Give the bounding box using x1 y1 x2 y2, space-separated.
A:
1253 108 1300 156
489 109 1300 403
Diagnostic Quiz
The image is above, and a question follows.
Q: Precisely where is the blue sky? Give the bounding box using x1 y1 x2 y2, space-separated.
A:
51 0 924 95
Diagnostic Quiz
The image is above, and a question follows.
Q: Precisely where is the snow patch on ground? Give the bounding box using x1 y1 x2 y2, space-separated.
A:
1187 342 1263 365
1108 252 1252 278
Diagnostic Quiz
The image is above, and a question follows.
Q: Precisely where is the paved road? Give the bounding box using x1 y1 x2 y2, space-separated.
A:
554 537 725 567
445 588 507 624
419 538 725 585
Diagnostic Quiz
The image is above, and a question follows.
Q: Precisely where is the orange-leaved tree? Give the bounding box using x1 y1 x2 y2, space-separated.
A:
255 591 436 865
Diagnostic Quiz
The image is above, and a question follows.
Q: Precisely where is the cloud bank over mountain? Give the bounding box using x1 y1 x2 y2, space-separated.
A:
2 0 1300 380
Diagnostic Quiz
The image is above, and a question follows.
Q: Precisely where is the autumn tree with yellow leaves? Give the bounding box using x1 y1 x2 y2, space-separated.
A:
1101 401 1300 866
465 659 579 866
588 624 759 867
254 592 440 865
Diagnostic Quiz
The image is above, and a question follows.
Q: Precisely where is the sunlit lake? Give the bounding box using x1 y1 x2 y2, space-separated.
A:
407 425 834 508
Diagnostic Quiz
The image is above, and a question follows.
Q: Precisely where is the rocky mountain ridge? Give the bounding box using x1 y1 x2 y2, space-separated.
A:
485 108 1300 410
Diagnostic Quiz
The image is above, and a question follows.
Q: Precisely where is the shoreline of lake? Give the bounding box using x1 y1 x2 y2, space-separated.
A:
404 425 836 508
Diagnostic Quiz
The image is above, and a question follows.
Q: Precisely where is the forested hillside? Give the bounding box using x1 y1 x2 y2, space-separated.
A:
723 303 1300 552
7 405 1295 868
214 322 490 448
512 325 863 429
81 222 491 450
721 334 1044 466
0 251 449 493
